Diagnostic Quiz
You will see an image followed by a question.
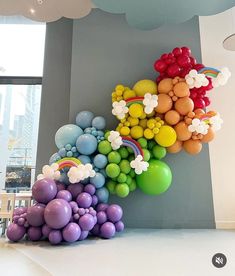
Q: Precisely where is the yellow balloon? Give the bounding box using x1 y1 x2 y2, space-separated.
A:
154 125 177 147
133 79 157 96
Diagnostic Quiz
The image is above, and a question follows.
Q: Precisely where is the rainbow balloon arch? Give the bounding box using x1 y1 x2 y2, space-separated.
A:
6 46 230 244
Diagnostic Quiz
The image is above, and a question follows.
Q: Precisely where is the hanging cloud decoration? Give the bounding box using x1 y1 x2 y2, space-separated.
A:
0 0 94 22
0 0 235 29
93 0 235 30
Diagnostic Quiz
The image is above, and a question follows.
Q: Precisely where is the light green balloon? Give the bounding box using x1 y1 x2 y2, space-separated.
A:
136 159 172 195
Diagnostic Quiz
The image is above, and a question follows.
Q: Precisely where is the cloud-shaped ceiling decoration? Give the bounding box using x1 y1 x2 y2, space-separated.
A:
0 0 94 22
93 0 235 30
0 0 235 29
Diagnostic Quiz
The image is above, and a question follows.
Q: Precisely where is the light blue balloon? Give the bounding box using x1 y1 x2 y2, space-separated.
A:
55 124 83 149
76 134 98 155
59 172 70 185
49 153 61 165
92 116 106 130
90 172 105 188
76 111 94 129
78 155 91 164
99 169 107 178
96 187 109 203
58 148 66 157
93 154 107 169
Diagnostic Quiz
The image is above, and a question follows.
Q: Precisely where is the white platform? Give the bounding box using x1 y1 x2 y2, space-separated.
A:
1 229 235 276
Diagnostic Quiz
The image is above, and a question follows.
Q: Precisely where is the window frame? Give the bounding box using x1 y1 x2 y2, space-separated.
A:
0 76 42 85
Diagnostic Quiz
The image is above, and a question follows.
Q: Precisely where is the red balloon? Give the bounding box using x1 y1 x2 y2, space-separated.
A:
193 63 204 71
167 64 180 77
203 97 211 106
172 47 182 57
168 53 174 59
194 98 205 109
190 91 198 99
161 53 168 60
180 67 191 77
181 46 191 56
154 60 167 72
190 57 197 66
177 55 191 67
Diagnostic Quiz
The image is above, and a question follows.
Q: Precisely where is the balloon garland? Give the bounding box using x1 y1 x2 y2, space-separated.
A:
6 46 230 245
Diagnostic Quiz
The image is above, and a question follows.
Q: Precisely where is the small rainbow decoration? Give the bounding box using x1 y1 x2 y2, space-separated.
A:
198 67 220 78
126 96 144 107
121 136 144 158
56 157 81 170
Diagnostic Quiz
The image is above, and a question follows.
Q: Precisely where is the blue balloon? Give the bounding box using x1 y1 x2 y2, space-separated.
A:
59 172 70 185
55 124 83 149
76 111 94 129
93 154 107 169
58 148 66 157
78 155 91 164
49 153 61 165
92 116 106 130
95 187 109 203
99 169 107 178
76 134 97 155
90 172 105 188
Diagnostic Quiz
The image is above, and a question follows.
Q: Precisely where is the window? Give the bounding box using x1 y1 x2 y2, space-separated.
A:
0 17 46 192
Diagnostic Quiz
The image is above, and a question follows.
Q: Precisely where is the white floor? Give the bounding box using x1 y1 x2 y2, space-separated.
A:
1 229 235 276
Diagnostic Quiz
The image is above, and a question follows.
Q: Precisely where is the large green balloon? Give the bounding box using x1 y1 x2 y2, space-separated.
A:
136 159 172 195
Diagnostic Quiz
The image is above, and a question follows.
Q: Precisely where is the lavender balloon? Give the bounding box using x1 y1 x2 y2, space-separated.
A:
115 221 124 232
56 181 66 191
97 211 107 225
32 178 57 204
62 223 81 242
96 203 108 212
44 199 72 229
67 183 83 199
84 184 96 195
100 222 116 239
79 214 95 231
26 204 45 227
27 226 42 241
56 190 72 202
106 204 123 223
42 224 52 238
49 230 62 245
78 230 89 241
6 223 26 242
91 224 100 236
76 192 92 208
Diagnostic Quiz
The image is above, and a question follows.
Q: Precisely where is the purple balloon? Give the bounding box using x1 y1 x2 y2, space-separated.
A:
90 224 100 236
42 224 52 238
96 203 108 212
78 208 85 216
97 211 107 225
69 201 78 209
32 178 57 204
27 226 42 241
26 205 45 227
78 230 89 241
76 192 92 208
49 230 62 245
18 218 25 226
115 221 124 232
6 223 26 242
62 222 81 242
84 184 96 195
92 195 98 206
67 183 84 199
79 214 95 231
13 207 27 216
56 181 66 191
44 199 72 229
106 204 123 223
56 190 72 202
100 222 116 239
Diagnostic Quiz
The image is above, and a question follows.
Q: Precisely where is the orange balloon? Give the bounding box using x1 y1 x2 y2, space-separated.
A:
158 78 173 94
173 82 189 98
194 108 205 115
183 139 202 155
167 140 183 153
174 121 192 141
175 97 194 115
201 127 215 143
165 110 180 125
155 94 173 114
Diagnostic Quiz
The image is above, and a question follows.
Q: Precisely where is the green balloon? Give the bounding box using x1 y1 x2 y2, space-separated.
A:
108 151 121 164
118 147 129 159
117 173 127 183
105 163 120 178
115 183 129 198
106 180 116 194
98 140 112 155
152 145 166 160
137 137 147 148
143 149 151 161
136 159 172 195
119 159 131 174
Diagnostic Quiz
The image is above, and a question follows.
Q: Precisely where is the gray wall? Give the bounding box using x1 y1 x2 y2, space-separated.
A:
36 18 73 175
70 10 215 228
